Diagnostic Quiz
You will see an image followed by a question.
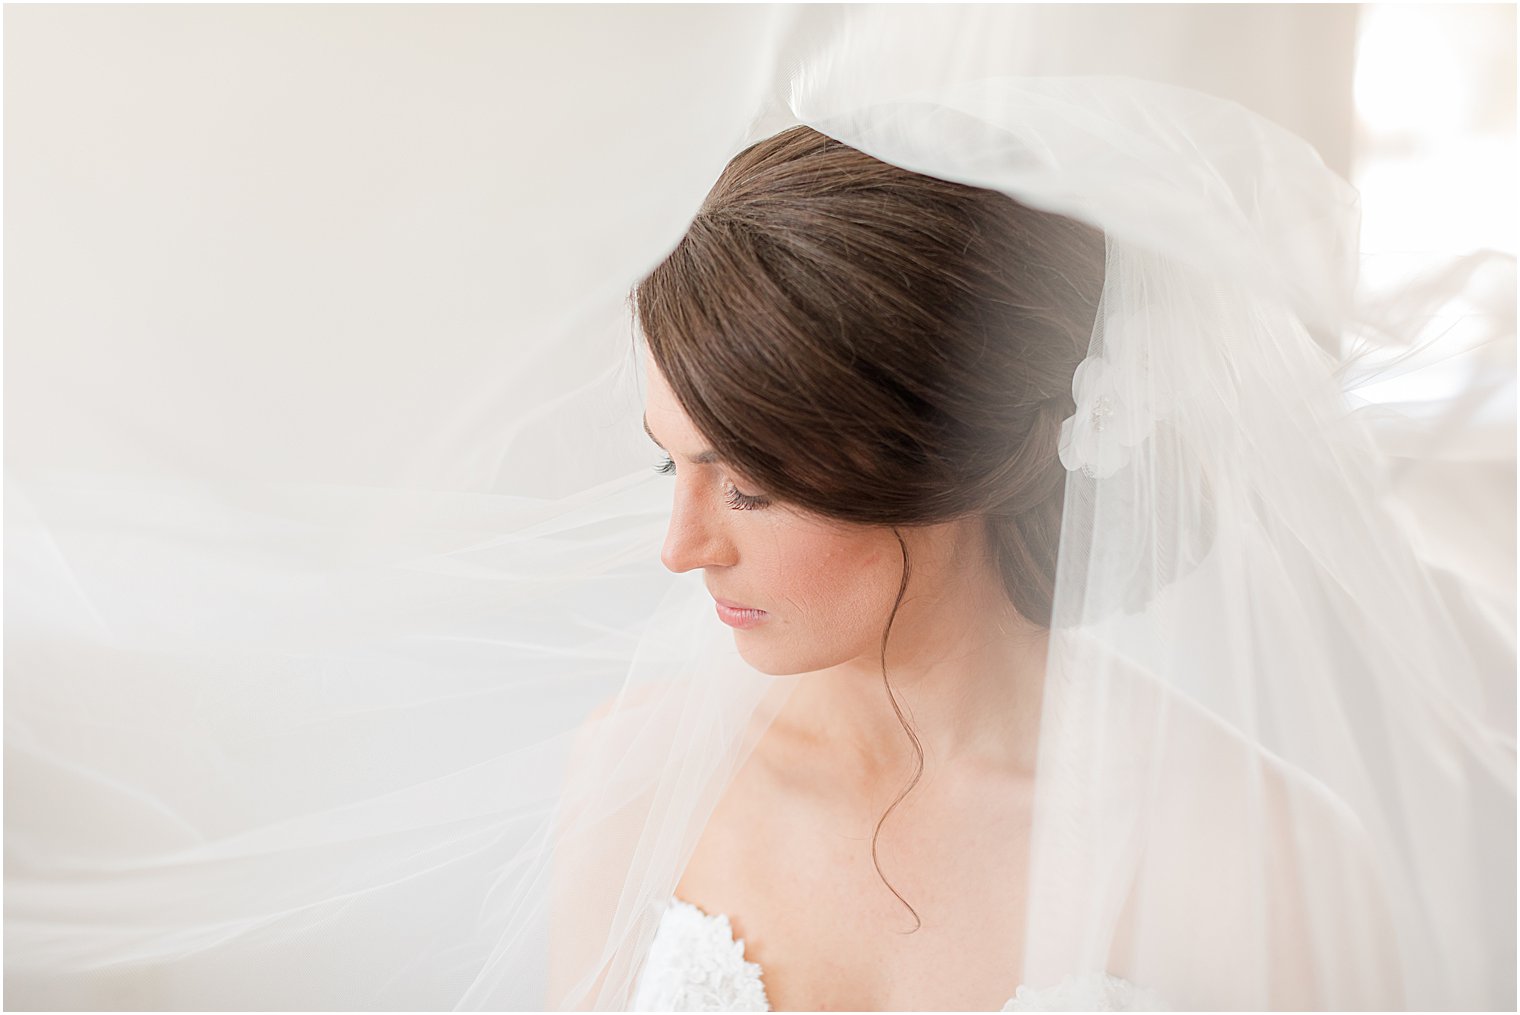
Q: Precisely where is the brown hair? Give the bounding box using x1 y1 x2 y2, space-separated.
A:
634 125 1105 930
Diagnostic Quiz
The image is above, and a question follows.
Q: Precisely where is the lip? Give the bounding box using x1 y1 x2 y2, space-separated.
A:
713 596 768 630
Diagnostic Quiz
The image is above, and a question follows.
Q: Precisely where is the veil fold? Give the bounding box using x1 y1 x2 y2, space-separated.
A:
7 5 1514 1011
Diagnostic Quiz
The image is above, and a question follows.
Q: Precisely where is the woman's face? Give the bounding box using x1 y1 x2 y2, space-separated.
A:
642 352 917 677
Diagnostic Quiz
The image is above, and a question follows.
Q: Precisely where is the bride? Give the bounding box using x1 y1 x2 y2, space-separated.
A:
7 6 1512 1012
625 124 1081 1011
567 121 1411 1012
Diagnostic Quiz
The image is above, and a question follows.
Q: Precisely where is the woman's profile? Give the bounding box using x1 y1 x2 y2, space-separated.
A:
628 124 1096 1011
550 123 1409 1012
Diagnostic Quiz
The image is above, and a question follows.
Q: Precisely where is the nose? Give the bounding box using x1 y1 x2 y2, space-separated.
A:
660 477 738 574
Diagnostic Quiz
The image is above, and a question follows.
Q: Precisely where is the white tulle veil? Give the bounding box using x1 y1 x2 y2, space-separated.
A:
7 5 1514 1011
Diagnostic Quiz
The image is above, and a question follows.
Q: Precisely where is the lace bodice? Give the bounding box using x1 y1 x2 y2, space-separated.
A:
629 896 1168 1011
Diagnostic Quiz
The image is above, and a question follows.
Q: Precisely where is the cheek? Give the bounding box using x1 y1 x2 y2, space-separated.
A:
761 524 900 635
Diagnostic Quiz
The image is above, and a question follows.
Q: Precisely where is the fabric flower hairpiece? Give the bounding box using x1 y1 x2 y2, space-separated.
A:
1056 309 1157 480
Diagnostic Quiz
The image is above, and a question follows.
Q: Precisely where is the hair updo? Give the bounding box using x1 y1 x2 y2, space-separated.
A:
635 124 1105 627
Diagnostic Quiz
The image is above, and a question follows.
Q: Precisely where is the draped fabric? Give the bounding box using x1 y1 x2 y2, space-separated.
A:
7 5 1514 1010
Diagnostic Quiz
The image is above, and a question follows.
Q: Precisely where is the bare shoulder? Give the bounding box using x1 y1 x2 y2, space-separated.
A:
674 704 797 864
548 679 683 1009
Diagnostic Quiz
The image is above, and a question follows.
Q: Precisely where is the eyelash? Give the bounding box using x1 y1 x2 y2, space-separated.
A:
724 484 771 512
654 454 771 511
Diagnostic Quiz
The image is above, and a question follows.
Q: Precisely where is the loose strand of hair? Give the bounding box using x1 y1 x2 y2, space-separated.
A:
869 527 927 934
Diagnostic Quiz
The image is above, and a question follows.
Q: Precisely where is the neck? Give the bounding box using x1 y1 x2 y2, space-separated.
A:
776 562 1048 788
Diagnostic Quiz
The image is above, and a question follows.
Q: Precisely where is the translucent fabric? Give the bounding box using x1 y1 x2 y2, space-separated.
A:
6 5 1514 1012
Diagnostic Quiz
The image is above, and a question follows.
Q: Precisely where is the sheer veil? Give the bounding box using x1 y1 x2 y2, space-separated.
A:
7 5 1514 1011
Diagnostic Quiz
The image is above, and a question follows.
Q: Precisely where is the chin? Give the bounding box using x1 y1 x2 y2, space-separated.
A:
732 631 849 677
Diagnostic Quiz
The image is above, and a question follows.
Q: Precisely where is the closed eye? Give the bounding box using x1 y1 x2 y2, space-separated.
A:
723 481 770 511
654 454 771 511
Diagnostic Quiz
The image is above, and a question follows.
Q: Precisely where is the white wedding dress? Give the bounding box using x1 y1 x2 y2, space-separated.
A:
630 896 1169 1012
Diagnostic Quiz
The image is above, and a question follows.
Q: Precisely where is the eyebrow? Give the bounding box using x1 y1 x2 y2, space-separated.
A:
643 414 722 465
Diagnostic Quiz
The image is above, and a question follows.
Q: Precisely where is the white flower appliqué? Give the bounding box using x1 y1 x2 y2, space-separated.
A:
1057 316 1157 479
631 898 769 1011
1001 970 1171 1011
